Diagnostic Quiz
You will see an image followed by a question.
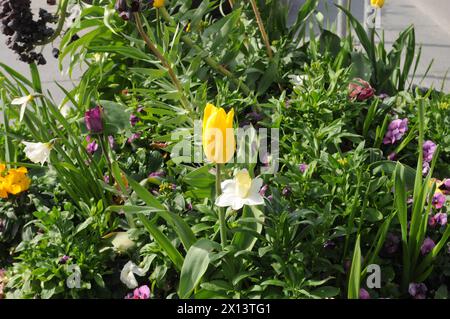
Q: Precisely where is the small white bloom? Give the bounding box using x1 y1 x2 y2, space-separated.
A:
22 141 52 165
11 95 34 122
112 232 135 253
59 103 73 118
120 261 146 289
215 169 264 211
288 74 308 87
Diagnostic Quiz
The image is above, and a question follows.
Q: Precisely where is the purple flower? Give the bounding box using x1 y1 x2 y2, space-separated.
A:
420 237 435 255
137 106 145 114
130 114 139 127
0 219 5 233
359 288 370 299
259 184 269 197
186 203 193 211
378 93 389 100
408 283 427 299
383 119 408 145
108 135 115 149
323 240 336 249
435 212 447 226
84 106 103 133
387 152 397 161
384 233 400 255
87 140 98 154
432 192 446 209
267 195 273 201
59 255 70 264
125 285 151 299
299 163 309 173
148 171 165 178
423 140 437 163
104 175 110 184
282 187 291 196
422 162 430 176
127 133 141 144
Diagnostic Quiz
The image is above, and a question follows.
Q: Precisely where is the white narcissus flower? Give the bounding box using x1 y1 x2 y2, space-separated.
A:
120 261 146 289
22 141 52 165
11 95 34 122
288 74 308 87
215 169 264 210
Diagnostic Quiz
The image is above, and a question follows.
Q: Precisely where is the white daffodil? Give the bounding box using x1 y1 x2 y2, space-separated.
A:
22 141 52 165
111 232 135 253
288 74 308 87
120 261 146 289
215 169 264 210
11 95 35 122
59 103 73 118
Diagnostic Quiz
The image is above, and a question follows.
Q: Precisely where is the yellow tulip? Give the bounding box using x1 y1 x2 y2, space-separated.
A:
153 0 165 8
371 0 384 8
202 103 235 164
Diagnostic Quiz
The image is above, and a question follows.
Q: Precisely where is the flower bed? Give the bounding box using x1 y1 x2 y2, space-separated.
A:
0 0 449 299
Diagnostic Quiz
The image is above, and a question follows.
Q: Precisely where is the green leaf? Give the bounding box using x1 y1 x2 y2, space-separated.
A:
178 238 214 299
100 100 131 135
348 235 361 299
311 286 340 298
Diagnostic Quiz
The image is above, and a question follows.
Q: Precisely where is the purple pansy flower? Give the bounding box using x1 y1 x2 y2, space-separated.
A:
408 283 427 299
125 285 151 299
130 113 139 127
432 192 446 209
148 171 165 178
423 140 437 163
359 288 370 299
387 152 397 161
128 133 141 144
384 233 400 255
59 255 70 264
383 119 408 145
435 212 448 226
420 237 435 255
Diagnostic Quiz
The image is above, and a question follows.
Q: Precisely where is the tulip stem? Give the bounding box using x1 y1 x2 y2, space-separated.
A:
159 7 252 96
216 164 227 249
133 12 190 111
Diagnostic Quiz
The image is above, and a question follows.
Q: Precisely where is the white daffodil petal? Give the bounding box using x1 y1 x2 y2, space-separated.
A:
11 95 32 105
120 261 145 289
220 179 236 194
249 177 263 195
22 141 52 165
244 191 264 206
231 198 245 211
215 193 236 207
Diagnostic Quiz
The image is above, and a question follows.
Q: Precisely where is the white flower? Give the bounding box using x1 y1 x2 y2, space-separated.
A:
11 95 34 122
111 232 135 253
59 103 73 118
22 141 52 165
120 261 146 289
288 74 308 87
215 169 264 210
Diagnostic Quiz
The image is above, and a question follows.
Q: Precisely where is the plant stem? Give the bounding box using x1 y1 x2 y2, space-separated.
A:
99 134 113 186
159 7 252 96
216 163 227 249
249 0 273 59
133 12 190 110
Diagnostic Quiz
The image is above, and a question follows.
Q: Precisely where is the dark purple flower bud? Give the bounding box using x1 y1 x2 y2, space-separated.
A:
267 195 273 201
299 163 309 173
343 260 351 273
378 93 389 100
423 140 437 163
429 214 437 227
85 106 103 133
408 283 427 299
59 255 70 264
282 187 291 196
387 152 397 161
420 237 435 255
130 113 139 126
104 175 110 184
186 203 193 211
86 140 98 154
432 192 446 209
383 119 408 145
359 288 370 299
130 0 140 12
